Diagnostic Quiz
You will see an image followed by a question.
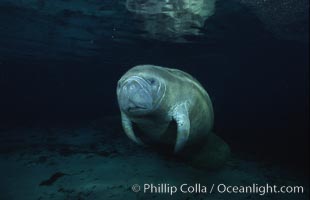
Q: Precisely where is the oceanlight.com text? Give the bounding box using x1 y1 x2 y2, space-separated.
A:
131 183 304 196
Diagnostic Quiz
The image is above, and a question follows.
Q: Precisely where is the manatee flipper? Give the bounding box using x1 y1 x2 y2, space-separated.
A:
121 112 144 145
189 132 230 169
172 103 190 153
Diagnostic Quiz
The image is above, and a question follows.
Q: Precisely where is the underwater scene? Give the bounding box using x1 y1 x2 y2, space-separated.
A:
0 0 309 199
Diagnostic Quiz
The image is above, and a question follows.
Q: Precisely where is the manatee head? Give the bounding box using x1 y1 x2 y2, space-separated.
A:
117 66 166 116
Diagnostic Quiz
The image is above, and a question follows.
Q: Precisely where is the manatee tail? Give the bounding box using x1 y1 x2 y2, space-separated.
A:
189 132 231 169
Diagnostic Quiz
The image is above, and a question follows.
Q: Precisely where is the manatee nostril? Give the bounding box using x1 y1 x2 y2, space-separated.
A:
129 83 136 90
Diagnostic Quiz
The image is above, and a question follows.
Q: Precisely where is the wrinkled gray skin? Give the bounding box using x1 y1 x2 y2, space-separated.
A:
117 64 214 153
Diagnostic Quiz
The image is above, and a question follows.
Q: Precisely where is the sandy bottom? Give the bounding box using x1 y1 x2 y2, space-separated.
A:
0 117 308 200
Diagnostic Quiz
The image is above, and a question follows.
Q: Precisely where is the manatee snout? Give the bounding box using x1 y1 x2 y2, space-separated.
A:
117 76 153 114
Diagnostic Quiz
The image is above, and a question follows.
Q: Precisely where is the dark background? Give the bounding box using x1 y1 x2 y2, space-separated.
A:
0 0 308 172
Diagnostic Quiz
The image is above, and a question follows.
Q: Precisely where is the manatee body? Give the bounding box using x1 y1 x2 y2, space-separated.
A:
117 64 230 168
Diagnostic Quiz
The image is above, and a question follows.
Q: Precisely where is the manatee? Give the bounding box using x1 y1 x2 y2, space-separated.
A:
116 64 230 168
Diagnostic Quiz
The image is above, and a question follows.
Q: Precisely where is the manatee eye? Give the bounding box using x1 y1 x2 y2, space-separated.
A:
148 78 156 85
